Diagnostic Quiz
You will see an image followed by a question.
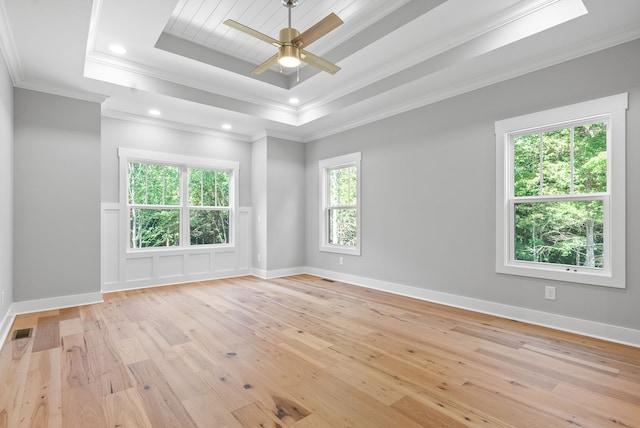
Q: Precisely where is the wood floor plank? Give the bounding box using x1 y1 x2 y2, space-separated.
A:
182 393 243 428
31 315 60 353
84 327 133 396
0 336 32 428
1 275 639 427
391 395 469 428
127 358 199 428
231 401 287 428
104 388 154 428
17 348 62 428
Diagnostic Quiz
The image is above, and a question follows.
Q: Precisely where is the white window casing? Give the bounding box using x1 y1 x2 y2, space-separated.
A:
319 152 362 256
495 93 627 288
118 148 239 252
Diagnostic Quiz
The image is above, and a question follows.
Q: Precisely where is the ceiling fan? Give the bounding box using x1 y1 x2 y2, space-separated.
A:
224 0 343 75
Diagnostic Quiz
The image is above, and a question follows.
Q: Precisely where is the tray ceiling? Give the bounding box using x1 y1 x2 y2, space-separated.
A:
1 0 639 142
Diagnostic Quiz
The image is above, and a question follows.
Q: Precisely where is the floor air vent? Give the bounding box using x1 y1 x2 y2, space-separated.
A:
12 328 33 340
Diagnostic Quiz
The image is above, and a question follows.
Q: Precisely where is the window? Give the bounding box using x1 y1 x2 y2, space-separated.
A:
128 162 181 248
319 152 361 255
495 94 627 288
188 168 230 245
119 149 237 250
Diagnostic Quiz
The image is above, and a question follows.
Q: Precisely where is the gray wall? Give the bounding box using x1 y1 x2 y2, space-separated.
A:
13 89 101 301
305 39 640 330
266 136 305 271
0 50 13 318
101 118 252 206
251 135 305 273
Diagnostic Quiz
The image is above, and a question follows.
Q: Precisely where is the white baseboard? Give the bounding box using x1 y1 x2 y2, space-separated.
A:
12 291 104 315
102 271 251 293
304 267 640 348
252 266 306 280
5 269 636 349
0 305 16 347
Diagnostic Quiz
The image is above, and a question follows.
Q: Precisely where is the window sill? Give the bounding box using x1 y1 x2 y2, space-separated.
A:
126 245 235 257
497 261 624 289
320 245 361 256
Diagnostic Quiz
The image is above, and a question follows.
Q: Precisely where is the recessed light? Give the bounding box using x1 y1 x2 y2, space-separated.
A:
222 123 232 130
109 44 127 55
149 109 161 116
289 97 300 105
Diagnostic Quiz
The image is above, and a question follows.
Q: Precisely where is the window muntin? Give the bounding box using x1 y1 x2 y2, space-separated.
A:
121 149 237 251
495 93 626 288
319 152 361 255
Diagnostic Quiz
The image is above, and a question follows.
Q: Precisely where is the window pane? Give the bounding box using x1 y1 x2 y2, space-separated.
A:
128 163 180 205
514 200 603 268
189 169 230 207
164 166 181 205
574 122 607 193
128 162 148 204
190 210 230 245
328 208 357 247
129 208 180 248
329 166 356 206
513 135 541 197
214 171 230 206
542 129 571 195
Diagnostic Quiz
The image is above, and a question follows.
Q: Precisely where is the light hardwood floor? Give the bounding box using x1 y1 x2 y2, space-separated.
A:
1 275 639 427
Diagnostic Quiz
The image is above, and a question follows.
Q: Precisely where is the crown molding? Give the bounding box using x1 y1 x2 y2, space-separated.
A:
0 0 23 84
16 80 108 104
300 27 640 143
102 109 254 143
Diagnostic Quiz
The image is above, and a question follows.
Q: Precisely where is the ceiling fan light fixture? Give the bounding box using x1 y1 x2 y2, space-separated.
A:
278 45 301 68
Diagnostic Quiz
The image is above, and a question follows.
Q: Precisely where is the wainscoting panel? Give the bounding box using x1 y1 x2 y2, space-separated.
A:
125 257 154 281
214 251 236 273
188 252 211 274
158 255 184 278
102 205 252 292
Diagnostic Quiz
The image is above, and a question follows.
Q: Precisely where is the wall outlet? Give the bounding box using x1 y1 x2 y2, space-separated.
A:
339 257 344 266
0 291 4 307
257 254 261 263
545 286 556 300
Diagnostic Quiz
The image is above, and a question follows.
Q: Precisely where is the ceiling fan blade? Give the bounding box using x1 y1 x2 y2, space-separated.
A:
292 13 343 48
300 50 340 75
251 54 279 74
224 20 281 47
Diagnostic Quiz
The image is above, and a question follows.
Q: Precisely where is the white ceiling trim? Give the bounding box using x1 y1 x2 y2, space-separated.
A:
296 0 587 119
85 52 301 125
102 109 255 143
298 21 640 143
301 0 414 58
0 0 23 85
16 79 108 105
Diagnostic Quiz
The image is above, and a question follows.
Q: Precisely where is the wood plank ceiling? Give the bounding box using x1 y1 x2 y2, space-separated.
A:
164 0 411 66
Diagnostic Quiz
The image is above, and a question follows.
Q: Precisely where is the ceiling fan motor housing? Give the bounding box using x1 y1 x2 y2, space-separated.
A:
278 28 301 66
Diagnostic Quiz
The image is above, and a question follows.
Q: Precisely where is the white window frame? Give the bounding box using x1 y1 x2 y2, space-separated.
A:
319 152 361 256
118 148 239 252
495 93 627 288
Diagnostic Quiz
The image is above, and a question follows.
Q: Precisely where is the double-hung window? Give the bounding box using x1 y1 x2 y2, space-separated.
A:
319 152 361 255
120 149 237 250
128 162 181 248
495 94 627 288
